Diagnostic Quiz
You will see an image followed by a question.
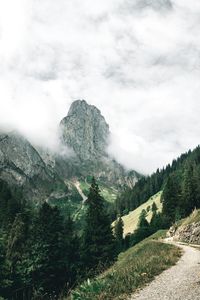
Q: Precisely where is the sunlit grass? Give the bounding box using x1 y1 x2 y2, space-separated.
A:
113 191 163 236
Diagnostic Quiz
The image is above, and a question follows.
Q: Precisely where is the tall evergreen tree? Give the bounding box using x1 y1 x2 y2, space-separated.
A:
82 177 115 274
29 203 71 297
162 174 181 225
114 215 124 253
193 165 200 209
0 236 12 299
181 163 197 216
151 202 158 212
130 210 150 245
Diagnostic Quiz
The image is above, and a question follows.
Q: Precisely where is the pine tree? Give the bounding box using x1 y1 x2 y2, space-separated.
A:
151 202 158 212
0 180 21 229
29 203 71 297
193 165 200 209
150 211 165 232
6 213 29 270
131 210 150 245
114 215 124 253
0 235 12 298
162 174 181 225
82 177 115 274
181 163 196 216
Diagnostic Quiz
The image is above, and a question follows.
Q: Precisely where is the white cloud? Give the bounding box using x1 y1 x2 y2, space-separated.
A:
0 0 200 173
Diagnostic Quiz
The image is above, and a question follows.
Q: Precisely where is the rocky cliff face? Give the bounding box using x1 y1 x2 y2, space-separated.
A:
60 100 110 161
0 100 140 203
0 132 66 202
59 100 140 187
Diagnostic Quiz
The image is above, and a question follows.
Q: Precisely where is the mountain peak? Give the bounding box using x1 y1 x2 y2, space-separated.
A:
60 100 110 161
68 100 101 116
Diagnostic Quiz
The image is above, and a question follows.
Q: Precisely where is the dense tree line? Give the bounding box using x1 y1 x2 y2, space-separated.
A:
115 147 198 216
0 178 117 299
162 158 200 225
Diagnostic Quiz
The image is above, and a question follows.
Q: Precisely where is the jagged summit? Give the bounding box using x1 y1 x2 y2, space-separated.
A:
60 100 110 161
0 100 141 203
67 100 102 117
58 100 141 187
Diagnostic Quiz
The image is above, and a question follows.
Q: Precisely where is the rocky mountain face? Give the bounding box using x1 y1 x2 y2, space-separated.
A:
60 100 109 161
59 100 140 187
0 100 140 203
0 132 66 202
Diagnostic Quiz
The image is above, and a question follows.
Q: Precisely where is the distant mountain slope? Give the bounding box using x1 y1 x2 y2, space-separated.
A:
0 132 67 202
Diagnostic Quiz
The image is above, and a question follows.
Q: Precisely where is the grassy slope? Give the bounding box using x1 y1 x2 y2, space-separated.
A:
70 230 181 300
114 191 162 236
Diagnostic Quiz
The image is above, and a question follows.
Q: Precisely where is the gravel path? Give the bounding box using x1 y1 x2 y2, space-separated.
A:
130 242 200 300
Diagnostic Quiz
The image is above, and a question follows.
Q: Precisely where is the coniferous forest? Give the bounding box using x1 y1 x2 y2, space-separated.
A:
1 146 200 299
0 178 117 299
116 146 200 221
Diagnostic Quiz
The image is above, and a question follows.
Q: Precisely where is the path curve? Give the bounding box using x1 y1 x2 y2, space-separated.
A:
130 241 200 300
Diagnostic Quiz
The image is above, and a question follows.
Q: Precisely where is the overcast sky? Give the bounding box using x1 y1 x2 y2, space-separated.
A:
0 0 200 174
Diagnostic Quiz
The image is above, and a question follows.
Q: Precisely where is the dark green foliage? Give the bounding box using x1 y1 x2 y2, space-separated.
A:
0 180 22 229
162 155 200 225
7 213 29 269
28 203 73 296
129 211 151 246
82 178 115 274
152 202 158 212
114 216 124 253
116 145 200 229
128 209 167 249
0 235 12 298
0 178 82 299
3 144 200 299
116 148 196 215
0 176 118 299
181 163 197 216
150 211 166 232
162 174 182 225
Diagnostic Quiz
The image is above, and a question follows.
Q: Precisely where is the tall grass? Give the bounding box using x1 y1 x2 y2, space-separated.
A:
69 231 182 300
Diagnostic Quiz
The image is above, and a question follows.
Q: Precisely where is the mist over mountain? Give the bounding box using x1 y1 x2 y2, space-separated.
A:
1 0 200 173
0 100 140 202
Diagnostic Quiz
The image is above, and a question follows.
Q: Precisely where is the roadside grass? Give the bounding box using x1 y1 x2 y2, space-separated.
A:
113 191 162 236
145 229 167 241
69 231 181 300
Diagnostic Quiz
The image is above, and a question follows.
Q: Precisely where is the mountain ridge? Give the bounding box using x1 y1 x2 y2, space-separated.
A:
0 100 141 203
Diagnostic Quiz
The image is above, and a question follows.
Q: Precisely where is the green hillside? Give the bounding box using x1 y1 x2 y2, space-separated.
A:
114 192 162 236
70 230 181 300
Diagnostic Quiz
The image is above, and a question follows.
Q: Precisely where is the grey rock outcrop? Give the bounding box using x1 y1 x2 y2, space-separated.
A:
168 222 200 245
60 100 109 161
59 100 140 187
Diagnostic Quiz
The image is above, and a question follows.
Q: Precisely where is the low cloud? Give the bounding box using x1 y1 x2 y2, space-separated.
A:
0 0 200 173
